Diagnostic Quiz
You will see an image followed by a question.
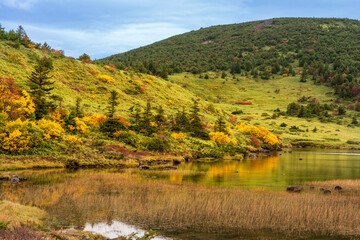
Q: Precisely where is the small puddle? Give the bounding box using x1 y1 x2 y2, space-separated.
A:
83 221 171 240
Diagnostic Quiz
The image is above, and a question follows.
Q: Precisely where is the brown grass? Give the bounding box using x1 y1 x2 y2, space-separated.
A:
2 172 359 237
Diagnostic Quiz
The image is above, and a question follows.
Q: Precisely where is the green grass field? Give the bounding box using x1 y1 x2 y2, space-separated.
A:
169 72 360 146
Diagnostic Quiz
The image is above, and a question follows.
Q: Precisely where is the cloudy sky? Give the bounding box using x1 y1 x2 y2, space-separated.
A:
0 0 358 59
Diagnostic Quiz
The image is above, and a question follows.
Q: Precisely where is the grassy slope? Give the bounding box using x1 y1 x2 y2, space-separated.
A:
169 72 360 146
0 41 201 118
0 40 359 148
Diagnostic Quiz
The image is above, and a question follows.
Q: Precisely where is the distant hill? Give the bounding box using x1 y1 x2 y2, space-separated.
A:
101 18 360 100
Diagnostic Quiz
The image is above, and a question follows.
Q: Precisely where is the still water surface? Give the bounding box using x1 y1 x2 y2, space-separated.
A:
1 149 360 239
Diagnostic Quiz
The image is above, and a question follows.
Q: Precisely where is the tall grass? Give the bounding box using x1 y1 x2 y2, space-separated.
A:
2 172 359 237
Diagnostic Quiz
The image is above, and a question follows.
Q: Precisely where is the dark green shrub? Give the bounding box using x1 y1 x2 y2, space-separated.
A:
144 137 167 152
100 118 126 136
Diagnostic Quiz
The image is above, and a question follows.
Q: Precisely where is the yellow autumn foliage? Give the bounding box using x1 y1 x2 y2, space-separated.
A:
171 132 184 140
0 84 35 119
209 132 230 145
2 129 31 153
37 119 64 139
235 122 279 146
96 74 115 83
74 117 89 134
64 135 82 144
83 114 107 127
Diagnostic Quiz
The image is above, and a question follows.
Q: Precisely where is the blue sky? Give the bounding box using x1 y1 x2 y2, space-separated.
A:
0 0 358 59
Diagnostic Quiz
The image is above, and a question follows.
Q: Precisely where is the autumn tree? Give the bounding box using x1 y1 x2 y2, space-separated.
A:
28 57 54 119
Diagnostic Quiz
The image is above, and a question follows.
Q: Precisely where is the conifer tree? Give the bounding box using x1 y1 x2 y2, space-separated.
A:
154 105 167 129
300 68 307 82
189 100 204 137
107 90 120 118
28 57 54 119
175 107 189 131
215 115 227 132
75 97 83 117
141 101 153 130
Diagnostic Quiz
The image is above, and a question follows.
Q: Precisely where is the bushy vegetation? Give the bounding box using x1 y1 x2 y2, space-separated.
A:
102 18 360 101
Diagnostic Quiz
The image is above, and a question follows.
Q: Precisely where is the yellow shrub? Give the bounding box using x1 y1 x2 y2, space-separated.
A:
113 130 127 138
2 129 30 153
143 79 153 84
133 80 142 86
37 119 64 139
74 118 89 134
64 135 82 144
83 114 107 127
171 132 184 140
4 118 30 134
96 74 115 83
209 132 230 145
235 122 279 146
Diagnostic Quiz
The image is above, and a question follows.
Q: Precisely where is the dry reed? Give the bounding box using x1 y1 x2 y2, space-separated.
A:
1 172 360 237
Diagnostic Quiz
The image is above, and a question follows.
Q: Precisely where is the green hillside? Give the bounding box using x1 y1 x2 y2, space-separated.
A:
102 18 360 101
0 20 359 172
0 41 200 118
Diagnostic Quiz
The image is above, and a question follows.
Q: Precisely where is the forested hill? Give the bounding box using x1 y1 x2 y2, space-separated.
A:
101 18 360 100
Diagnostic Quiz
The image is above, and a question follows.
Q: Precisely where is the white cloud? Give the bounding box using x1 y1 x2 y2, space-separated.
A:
1 0 38 10
14 22 189 58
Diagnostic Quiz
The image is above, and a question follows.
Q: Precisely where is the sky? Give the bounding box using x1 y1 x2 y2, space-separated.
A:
0 0 358 59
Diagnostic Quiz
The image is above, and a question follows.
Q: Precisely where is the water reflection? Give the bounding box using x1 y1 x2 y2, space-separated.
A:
84 221 170 240
161 149 360 189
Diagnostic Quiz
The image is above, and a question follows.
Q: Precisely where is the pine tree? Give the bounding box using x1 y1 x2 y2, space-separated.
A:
160 65 168 80
154 105 167 129
0 24 5 39
16 25 26 42
300 69 307 82
28 57 54 119
107 90 120 118
175 107 189 131
75 97 83 117
215 115 227 132
189 100 204 137
141 101 153 130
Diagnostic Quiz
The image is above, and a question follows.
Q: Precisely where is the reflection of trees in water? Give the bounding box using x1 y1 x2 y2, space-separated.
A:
205 155 280 183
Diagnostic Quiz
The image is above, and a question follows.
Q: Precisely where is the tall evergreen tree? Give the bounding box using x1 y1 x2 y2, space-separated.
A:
215 115 227 132
141 101 153 130
189 100 204 137
75 97 83 117
154 105 167 129
107 90 120 118
28 57 54 119
16 25 26 41
174 107 189 131
300 68 307 82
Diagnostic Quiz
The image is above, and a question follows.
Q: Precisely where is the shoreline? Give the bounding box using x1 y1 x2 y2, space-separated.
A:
1 144 359 172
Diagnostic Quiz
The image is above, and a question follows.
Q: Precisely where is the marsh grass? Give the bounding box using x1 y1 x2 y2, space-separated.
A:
0 200 46 229
3 172 359 237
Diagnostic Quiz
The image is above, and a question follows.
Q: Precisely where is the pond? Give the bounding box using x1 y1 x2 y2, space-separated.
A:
1 149 360 239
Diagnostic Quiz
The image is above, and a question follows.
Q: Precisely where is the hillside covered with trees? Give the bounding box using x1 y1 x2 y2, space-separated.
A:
102 18 360 101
